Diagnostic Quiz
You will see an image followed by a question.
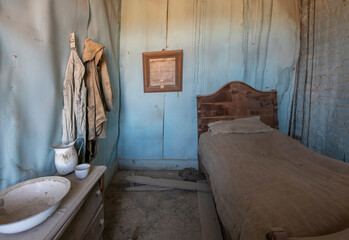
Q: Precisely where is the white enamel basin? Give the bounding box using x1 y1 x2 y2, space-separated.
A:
0 176 70 234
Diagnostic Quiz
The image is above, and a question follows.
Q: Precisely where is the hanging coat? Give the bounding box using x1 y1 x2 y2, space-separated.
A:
62 33 87 162
82 38 113 161
82 38 113 142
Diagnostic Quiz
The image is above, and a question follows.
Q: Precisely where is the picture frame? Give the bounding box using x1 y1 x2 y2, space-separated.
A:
142 50 183 93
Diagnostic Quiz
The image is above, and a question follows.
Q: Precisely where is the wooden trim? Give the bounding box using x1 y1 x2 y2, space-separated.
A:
197 81 278 140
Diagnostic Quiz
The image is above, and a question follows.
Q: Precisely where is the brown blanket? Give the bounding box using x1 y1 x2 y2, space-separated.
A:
198 130 349 240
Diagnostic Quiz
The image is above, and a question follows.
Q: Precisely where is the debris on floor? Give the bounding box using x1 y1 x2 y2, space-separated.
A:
179 167 205 182
104 170 202 240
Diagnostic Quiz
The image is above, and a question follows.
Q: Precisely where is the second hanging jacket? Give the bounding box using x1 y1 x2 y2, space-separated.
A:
82 38 113 142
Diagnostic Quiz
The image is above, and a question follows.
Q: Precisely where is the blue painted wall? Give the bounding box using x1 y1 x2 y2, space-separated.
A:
118 0 300 165
0 0 121 190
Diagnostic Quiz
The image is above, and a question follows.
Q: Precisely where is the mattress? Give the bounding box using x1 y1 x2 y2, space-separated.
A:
198 130 349 240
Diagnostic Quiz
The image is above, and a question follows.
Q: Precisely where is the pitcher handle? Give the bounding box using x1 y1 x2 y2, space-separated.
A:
75 137 84 156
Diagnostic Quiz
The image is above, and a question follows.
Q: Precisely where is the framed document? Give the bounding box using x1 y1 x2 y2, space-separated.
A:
142 50 183 93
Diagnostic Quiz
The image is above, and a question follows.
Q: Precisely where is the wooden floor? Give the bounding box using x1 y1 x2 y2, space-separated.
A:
103 170 222 240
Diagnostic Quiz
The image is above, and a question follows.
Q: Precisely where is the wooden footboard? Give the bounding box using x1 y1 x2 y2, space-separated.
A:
267 227 349 240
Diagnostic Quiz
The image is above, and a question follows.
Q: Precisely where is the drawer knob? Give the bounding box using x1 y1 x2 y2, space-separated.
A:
99 218 104 226
96 189 101 197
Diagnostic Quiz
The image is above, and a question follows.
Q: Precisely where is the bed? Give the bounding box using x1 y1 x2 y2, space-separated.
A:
197 81 349 240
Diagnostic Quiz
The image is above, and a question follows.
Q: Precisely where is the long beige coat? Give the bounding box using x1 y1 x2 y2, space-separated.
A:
62 33 86 161
82 38 113 142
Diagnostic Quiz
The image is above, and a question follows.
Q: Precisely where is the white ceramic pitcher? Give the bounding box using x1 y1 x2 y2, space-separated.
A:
51 139 81 175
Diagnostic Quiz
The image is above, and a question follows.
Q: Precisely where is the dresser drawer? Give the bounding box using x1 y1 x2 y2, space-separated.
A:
83 204 104 240
59 182 103 240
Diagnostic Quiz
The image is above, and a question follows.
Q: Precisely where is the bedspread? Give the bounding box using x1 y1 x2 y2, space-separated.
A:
198 130 349 240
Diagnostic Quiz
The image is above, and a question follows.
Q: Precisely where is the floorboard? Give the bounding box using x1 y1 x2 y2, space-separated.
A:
104 170 202 240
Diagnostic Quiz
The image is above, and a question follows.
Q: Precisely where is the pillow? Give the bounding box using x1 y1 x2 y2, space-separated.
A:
207 116 273 135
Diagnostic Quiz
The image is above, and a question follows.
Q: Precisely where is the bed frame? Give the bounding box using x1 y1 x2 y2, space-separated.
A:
196 81 349 240
196 81 278 177
196 81 278 240
196 81 278 139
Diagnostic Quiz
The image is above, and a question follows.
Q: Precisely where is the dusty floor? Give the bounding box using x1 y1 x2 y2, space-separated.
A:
103 170 202 240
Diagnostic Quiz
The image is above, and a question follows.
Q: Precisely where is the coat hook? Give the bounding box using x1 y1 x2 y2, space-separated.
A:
70 32 76 49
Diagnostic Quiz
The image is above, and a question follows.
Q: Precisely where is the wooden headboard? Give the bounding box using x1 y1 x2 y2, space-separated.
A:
197 81 278 138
